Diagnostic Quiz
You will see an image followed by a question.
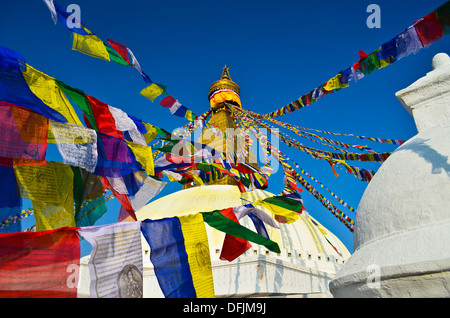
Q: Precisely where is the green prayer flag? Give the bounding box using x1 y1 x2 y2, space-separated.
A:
202 210 281 253
105 44 132 66
71 166 84 214
437 1 450 34
155 127 171 139
56 80 98 130
156 139 179 153
262 194 302 212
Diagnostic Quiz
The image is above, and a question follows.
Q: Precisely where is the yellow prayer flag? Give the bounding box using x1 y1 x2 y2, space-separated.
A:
323 73 349 91
253 201 299 224
72 32 110 61
126 141 155 176
318 227 328 235
22 64 83 127
143 122 158 144
15 162 75 231
33 162 75 231
140 83 164 102
178 214 215 298
186 171 204 186
14 162 61 203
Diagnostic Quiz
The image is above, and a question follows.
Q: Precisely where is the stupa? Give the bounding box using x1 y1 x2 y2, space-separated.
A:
78 67 351 298
329 53 450 298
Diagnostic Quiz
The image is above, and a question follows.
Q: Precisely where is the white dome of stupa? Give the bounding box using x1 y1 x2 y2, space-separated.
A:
134 184 351 297
330 53 450 298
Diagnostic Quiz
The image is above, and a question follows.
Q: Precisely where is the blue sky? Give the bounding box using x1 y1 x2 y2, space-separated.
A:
1 0 449 253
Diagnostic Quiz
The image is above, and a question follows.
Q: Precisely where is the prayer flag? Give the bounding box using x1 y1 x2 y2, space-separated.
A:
0 47 67 123
108 105 146 145
55 80 98 130
141 214 215 298
78 222 143 298
396 26 423 60
0 227 80 298
253 193 302 224
102 176 137 221
128 172 166 211
184 109 197 121
414 11 444 48
126 141 155 176
14 162 61 203
76 195 107 227
202 210 280 253
22 64 83 126
142 122 159 144
43 0 58 24
323 73 349 91
86 95 124 138
72 168 106 227
126 48 152 83
106 39 131 64
377 37 398 61
219 208 252 262
170 101 187 116
140 83 167 102
50 120 98 173
437 1 450 34
72 33 110 61
94 132 140 178
105 44 131 66
0 102 48 162
15 162 76 231
0 165 22 233
51 1 90 35
160 95 177 108
233 205 280 230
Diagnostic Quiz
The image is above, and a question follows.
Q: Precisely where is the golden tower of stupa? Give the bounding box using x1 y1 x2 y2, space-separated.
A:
184 66 258 188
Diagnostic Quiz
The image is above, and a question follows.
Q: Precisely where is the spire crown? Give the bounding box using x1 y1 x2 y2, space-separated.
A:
208 65 240 99
221 65 231 80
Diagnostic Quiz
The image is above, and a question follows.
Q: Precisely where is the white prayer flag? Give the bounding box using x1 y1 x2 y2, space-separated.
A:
78 222 143 298
43 0 58 24
233 205 280 229
108 105 147 146
50 120 98 173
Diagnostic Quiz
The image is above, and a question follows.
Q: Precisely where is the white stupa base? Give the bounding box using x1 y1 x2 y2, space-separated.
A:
330 53 450 298
329 219 450 297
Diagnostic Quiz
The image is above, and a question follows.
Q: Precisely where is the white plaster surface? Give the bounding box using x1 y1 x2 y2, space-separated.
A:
330 53 450 297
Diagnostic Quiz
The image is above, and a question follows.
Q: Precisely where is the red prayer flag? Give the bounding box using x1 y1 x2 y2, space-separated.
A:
353 50 369 70
86 95 124 139
160 95 177 108
219 208 252 262
106 39 131 64
0 102 48 162
414 11 444 47
0 227 80 298
102 177 137 221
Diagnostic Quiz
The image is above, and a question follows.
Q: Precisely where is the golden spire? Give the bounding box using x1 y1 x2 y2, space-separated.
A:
221 65 231 80
208 65 241 100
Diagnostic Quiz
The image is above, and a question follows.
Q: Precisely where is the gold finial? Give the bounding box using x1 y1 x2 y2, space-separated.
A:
208 65 240 99
221 65 231 80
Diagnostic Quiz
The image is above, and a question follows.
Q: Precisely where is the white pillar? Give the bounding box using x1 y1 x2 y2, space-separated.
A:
396 53 450 132
329 53 450 297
